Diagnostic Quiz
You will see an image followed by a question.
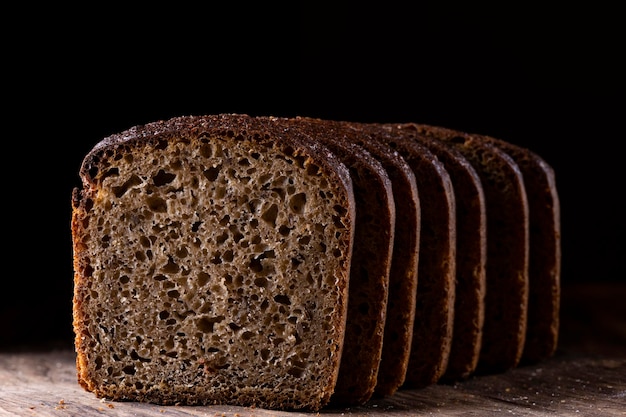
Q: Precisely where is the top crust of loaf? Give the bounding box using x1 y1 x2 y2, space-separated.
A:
72 114 356 411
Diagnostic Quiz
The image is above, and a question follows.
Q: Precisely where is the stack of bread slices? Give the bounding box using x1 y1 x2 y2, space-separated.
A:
71 114 560 411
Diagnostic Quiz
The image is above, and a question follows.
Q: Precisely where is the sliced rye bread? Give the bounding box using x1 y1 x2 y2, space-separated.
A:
326 120 421 397
291 117 420 397
415 124 530 374
276 116 396 405
388 123 487 382
71 113 558 411
71 114 357 411
472 134 561 364
354 122 457 388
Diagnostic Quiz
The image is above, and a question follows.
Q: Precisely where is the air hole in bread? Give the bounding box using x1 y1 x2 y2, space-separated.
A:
197 316 225 333
289 193 307 214
254 277 268 288
274 295 291 305
203 165 221 182
162 257 180 273
113 174 142 198
146 196 167 212
153 169 176 186
261 204 279 226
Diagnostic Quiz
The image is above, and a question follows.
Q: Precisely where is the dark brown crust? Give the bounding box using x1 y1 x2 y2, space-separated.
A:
356 123 456 388
474 135 561 364
415 125 529 374
278 117 395 405
72 114 357 411
320 120 420 397
389 123 487 382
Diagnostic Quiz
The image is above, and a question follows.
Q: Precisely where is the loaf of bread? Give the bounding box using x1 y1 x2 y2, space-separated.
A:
71 114 560 411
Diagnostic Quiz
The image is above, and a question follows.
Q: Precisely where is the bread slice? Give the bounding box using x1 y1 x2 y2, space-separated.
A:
326 120 420 397
388 123 487 382
472 134 561 364
277 117 396 405
356 123 457 388
71 114 357 411
414 124 530 374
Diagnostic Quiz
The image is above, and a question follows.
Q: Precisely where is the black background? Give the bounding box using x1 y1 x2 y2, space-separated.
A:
4 4 624 349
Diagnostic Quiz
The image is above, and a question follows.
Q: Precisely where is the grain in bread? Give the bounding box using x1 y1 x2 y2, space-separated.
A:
71 114 356 411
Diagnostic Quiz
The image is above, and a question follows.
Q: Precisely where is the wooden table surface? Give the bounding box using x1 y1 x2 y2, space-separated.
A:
2 283 625 417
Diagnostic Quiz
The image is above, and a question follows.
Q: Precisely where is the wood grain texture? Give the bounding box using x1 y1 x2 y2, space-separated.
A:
1 349 624 416
1 283 625 416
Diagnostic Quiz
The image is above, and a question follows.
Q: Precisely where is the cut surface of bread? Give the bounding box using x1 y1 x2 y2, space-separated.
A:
279 117 395 405
389 123 487 382
415 125 530 374
71 114 356 411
